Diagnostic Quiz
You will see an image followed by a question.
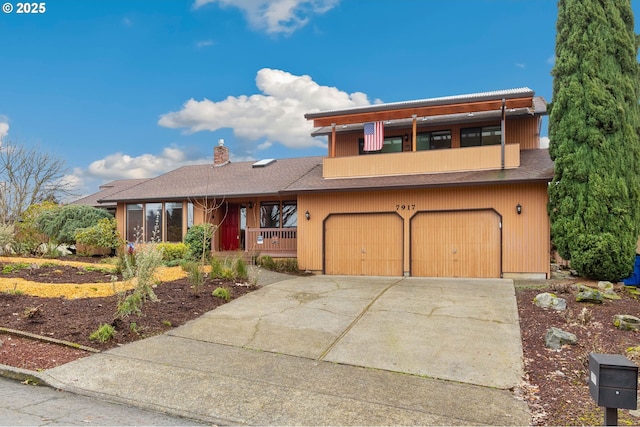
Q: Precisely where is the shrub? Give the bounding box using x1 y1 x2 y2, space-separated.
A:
115 243 163 319
14 201 58 254
184 224 214 261
212 287 231 302
182 260 205 293
37 205 113 245
75 218 122 250
0 224 15 255
234 257 249 280
257 256 298 273
157 242 189 262
89 323 115 343
210 256 224 278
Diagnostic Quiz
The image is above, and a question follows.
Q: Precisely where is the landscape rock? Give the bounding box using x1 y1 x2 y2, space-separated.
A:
613 314 640 331
597 281 621 299
533 292 567 311
545 327 578 349
576 289 603 304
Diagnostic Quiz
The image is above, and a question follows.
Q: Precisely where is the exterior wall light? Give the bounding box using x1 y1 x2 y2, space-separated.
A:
305 210 311 221
516 203 522 215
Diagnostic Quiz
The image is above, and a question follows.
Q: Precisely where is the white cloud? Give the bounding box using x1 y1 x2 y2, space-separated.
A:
122 17 133 27
193 0 338 34
515 63 525 69
195 39 215 48
540 136 550 148
0 115 8 143
85 146 208 181
158 68 379 150
547 55 556 65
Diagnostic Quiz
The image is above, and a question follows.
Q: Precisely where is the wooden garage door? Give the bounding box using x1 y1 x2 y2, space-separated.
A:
324 213 403 276
411 210 501 278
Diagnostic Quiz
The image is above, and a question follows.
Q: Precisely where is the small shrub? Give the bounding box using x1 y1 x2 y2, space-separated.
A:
234 257 249 280
162 320 172 327
210 256 224 278
182 261 205 293
89 323 115 343
75 217 121 250
184 224 214 261
212 287 231 302
1 263 30 274
257 256 298 273
129 322 139 334
114 244 163 319
0 224 15 255
157 242 189 262
258 255 276 270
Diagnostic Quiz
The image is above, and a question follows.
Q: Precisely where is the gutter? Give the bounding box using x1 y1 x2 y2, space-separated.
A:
501 98 506 170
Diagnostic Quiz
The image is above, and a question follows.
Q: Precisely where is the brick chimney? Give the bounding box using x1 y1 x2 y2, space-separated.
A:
213 138 229 167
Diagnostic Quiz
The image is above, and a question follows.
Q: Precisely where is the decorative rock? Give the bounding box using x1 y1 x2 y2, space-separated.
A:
613 314 640 331
576 289 603 304
534 292 567 311
545 327 578 349
597 281 621 299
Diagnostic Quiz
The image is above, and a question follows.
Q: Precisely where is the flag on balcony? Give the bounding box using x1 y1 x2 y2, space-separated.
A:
363 121 384 151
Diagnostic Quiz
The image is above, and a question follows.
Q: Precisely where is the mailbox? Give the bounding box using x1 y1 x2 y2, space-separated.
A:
589 353 638 410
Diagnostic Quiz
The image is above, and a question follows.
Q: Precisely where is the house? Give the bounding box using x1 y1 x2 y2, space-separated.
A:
94 87 554 279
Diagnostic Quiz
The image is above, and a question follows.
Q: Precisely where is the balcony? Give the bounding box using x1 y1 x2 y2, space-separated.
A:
323 143 520 179
245 227 297 257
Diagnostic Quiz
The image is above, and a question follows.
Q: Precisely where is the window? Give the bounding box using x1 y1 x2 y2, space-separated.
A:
460 125 502 147
165 202 183 242
260 201 298 228
416 130 452 151
358 136 403 154
126 201 185 243
126 204 143 243
145 203 163 242
260 202 280 228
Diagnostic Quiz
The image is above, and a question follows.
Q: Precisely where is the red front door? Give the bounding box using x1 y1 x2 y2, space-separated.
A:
220 203 240 250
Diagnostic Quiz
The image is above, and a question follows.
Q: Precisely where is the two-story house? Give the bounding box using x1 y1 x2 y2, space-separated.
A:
94 87 553 279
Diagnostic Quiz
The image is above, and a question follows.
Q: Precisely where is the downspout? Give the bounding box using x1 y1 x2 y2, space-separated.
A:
501 98 506 170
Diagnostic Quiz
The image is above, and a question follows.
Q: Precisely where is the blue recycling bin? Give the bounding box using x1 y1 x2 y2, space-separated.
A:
623 255 640 286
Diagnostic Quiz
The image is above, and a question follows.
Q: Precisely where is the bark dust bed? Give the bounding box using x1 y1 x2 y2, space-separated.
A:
1 256 639 426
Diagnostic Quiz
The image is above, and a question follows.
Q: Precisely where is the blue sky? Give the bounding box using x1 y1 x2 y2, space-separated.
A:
0 0 637 199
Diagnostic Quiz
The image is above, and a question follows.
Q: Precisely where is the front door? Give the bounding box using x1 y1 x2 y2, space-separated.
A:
220 203 240 250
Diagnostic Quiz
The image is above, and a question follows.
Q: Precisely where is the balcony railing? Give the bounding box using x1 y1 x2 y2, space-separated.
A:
323 143 521 178
245 227 297 255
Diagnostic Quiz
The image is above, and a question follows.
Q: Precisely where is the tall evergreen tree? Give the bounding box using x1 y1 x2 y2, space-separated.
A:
549 0 640 280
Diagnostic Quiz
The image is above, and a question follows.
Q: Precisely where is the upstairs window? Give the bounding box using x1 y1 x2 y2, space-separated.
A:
416 130 452 150
358 136 403 154
460 125 502 147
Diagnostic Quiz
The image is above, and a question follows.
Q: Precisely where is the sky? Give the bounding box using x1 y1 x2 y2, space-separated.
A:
0 0 638 200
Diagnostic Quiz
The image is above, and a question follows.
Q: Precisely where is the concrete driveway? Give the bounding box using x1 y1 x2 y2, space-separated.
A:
42 275 529 425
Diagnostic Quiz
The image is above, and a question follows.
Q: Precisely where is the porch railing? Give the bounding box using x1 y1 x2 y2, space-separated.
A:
245 227 297 254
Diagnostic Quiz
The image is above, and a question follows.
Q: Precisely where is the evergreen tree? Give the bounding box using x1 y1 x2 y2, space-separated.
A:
549 0 640 280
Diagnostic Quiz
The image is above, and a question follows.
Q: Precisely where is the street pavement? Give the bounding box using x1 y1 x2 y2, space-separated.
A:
0 376 205 426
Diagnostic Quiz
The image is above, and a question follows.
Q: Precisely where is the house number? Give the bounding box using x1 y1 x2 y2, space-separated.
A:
396 204 416 211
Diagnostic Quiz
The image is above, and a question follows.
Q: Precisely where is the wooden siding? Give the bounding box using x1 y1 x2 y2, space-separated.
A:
324 213 403 276
411 210 500 277
506 117 540 150
323 143 520 178
297 183 550 277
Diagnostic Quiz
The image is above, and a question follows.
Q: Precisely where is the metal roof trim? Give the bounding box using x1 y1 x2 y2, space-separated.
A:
304 87 535 119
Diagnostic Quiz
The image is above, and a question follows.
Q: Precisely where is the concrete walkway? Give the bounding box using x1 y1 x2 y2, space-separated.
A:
35 275 529 425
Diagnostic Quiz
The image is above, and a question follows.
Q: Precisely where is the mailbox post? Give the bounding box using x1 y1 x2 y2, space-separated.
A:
589 353 638 426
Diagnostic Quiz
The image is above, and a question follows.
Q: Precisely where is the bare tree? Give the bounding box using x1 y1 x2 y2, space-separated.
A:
0 140 75 224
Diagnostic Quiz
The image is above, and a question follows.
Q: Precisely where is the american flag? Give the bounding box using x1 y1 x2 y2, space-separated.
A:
363 121 384 151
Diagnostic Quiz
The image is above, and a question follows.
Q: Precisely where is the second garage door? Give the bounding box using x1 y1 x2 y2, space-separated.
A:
411 210 501 278
324 213 403 276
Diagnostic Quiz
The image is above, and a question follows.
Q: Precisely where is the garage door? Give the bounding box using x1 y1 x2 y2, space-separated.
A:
324 213 403 276
411 210 501 278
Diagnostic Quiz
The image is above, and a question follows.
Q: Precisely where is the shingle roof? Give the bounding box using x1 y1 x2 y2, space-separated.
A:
70 179 150 207
100 156 324 202
281 149 554 194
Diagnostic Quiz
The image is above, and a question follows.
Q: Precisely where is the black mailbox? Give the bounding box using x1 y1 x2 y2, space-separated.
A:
589 353 638 410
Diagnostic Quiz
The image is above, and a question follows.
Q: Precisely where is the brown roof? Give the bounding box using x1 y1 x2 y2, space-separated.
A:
99 150 553 203
70 179 150 207
100 157 324 202
280 149 554 194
